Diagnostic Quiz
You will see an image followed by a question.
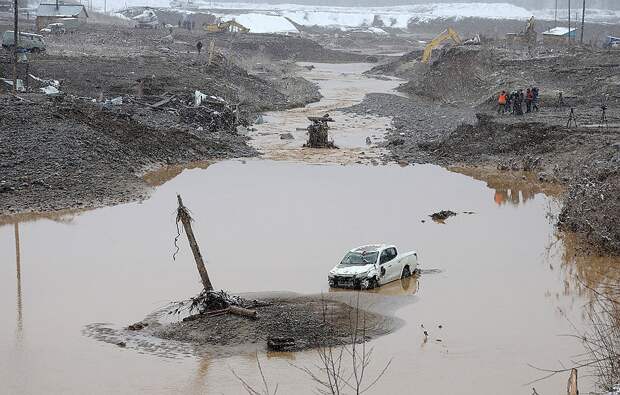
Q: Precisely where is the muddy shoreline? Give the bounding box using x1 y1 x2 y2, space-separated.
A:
346 92 619 254
2 22 364 217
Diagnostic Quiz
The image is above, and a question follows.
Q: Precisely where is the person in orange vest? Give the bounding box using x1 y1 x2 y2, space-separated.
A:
498 90 507 114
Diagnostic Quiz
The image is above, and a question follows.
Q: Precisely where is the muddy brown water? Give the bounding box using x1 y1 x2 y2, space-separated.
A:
0 63 613 395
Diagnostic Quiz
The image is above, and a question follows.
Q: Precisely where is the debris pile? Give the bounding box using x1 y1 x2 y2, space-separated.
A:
429 210 457 223
151 295 396 353
304 114 337 148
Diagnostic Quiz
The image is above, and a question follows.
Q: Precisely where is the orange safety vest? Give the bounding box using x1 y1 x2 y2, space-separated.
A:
498 94 507 105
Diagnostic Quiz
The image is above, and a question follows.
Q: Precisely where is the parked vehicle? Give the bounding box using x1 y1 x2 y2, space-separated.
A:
133 10 159 29
603 36 620 49
328 244 418 289
2 31 46 52
40 23 66 35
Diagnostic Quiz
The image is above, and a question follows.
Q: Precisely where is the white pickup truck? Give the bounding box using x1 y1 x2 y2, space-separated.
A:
328 244 418 289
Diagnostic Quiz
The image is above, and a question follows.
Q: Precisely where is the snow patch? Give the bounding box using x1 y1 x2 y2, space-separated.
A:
212 13 298 33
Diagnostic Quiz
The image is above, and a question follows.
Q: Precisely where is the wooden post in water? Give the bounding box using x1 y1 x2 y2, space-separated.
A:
567 368 578 395
176 194 214 291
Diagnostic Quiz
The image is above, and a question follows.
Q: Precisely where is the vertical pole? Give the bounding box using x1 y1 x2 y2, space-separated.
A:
567 0 571 43
580 0 585 44
555 0 558 26
176 195 214 291
12 0 18 93
15 223 22 334
567 368 578 395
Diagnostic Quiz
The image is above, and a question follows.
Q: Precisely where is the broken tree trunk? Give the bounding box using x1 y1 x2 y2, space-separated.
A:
176 194 214 291
228 305 258 320
567 368 578 395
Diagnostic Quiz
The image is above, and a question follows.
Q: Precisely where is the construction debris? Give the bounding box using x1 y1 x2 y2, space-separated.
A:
304 114 337 148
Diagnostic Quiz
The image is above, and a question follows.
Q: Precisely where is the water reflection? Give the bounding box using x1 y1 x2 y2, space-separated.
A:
558 232 620 302
188 354 210 394
493 188 536 206
143 161 212 188
450 166 563 207
328 274 420 296
0 209 84 228
14 223 22 342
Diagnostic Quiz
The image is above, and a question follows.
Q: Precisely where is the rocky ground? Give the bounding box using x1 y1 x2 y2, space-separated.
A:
152 295 398 352
354 44 620 254
0 17 377 215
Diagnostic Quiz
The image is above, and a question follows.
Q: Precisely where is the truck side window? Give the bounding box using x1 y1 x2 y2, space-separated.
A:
381 248 396 264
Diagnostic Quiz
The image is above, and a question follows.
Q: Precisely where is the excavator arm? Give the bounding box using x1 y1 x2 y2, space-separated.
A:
204 19 249 33
422 27 462 64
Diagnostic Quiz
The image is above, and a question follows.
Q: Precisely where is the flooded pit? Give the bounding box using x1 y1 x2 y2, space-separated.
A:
2 62 617 395
0 160 603 394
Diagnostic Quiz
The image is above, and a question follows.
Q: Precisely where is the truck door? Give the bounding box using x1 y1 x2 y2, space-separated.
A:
386 247 400 280
379 247 398 283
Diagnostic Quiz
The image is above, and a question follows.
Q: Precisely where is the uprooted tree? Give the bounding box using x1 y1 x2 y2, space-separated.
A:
176 194 214 291
174 194 258 319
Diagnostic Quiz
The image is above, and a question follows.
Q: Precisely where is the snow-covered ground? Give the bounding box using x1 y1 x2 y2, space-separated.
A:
208 2 534 27
214 13 298 33
95 0 620 33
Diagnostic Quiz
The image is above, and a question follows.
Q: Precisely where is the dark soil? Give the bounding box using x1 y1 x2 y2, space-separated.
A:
152 295 397 352
0 94 254 214
0 21 336 216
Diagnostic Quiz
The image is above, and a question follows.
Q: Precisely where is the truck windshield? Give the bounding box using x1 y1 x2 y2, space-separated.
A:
340 251 378 266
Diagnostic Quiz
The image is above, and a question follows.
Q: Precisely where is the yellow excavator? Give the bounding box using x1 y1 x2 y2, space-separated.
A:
422 27 462 63
204 20 250 34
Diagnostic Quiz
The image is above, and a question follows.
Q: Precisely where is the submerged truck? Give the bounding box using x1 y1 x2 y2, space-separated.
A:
328 244 418 289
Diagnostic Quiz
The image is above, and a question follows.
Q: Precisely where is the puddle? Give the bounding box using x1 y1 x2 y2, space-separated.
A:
1 62 618 395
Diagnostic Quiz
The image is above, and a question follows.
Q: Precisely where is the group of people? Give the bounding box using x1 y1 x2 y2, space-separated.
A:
497 87 540 115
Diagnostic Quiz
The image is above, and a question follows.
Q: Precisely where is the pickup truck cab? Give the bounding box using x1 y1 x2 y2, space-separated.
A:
328 244 418 289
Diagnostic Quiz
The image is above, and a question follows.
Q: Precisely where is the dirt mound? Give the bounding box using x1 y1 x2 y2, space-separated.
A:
401 46 498 105
27 51 318 115
152 295 397 352
559 165 620 255
0 94 254 214
212 33 368 63
366 49 424 80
